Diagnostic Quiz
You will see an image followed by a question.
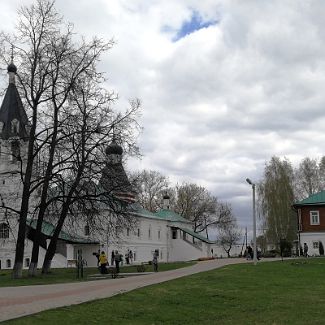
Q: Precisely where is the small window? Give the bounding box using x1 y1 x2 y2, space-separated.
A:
310 211 320 225
84 225 90 236
6 259 11 268
158 230 161 240
172 228 177 239
313 241 319 249
148 226 151 239
127 228 130 236
183 231 187 240
0 223 9 239
25 258 30 267
137 228 140 237
11 140 20 162
11 119 19 134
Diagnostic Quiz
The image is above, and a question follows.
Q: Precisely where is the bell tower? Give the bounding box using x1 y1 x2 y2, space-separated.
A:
0 59 30 219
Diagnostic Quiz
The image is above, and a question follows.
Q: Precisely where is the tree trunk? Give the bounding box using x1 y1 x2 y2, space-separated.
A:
28 262 38 277
42 202 71 274
42 259 52 274
12 262 23 279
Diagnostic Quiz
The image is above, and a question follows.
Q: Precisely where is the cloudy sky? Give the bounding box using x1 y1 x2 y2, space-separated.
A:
2 0 325 236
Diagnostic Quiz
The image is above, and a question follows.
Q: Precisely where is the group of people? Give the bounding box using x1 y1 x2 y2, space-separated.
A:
95 249 135 274
96 249 159 274
245 245 261 260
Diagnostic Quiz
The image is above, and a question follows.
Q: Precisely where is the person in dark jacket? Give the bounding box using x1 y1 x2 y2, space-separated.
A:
114 250 121 273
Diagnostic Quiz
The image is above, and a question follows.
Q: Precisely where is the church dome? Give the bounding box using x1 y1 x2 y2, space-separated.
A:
105 141 123 155
7 63 17 73
163 193 170 200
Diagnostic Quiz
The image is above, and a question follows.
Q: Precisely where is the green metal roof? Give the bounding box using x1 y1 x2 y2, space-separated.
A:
128 204 191 223
27 219 99 245
130 204 161 219
294 190 325 206
154 209 192 223
177 226 216 244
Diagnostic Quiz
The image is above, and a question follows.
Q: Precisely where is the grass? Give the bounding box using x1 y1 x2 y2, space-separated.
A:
4 258 325 325
0 261 195 287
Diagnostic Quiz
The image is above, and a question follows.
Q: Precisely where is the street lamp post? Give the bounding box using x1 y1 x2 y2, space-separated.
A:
246 178 258 265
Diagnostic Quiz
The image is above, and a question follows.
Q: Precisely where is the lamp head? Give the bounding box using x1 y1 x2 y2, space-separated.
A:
246 178 252 185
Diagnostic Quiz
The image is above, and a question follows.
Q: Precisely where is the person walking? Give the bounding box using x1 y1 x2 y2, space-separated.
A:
125 252 130 265
99 251 108 274
303 243 309 257
129 250 133 264
246 246 253 260
114 250 121 273
153 250 158 272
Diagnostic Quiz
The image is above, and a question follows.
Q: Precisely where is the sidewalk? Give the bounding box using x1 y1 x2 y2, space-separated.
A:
0 258 248 322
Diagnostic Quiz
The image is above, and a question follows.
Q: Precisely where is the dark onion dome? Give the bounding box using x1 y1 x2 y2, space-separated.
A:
163 193 170 200
105 141 123 155
7 62 17 73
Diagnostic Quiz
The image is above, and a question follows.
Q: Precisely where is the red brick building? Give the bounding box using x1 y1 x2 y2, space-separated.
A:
293 191 325 256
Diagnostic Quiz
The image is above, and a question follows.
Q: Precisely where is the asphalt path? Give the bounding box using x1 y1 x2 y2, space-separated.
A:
0 258 254 322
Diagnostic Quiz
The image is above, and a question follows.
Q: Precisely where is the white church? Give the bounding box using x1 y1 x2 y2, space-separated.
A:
0 62 242 270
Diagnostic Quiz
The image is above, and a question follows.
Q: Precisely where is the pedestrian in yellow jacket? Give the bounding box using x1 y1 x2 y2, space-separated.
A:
99 251 108 274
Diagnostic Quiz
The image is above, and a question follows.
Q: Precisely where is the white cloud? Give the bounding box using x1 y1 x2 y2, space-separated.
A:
2 0 325 233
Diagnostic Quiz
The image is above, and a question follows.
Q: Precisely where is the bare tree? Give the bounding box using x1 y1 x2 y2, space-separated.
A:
294 157 321 200
0 0 140 278
217 220 241 257
41 95 140 273
174 183 232 237
129 170 169 212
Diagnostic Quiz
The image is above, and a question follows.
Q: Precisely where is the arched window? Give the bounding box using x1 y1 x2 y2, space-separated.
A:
0 223 9 239
11 119 19 134
6 259 11 268
25 258 30 267
148 225 152 239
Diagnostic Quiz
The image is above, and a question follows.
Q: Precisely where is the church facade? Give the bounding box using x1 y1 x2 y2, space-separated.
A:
0 63 241 270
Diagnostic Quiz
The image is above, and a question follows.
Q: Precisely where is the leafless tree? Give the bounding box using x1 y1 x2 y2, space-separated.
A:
217 220 241 257
0 0 140 277
173 183 232 238
129 170 170 212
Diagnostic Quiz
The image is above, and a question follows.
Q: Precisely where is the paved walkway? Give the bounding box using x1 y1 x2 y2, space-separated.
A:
0 258 250 322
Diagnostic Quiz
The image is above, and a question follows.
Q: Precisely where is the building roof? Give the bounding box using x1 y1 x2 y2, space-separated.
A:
154 209 192 223
177 226 216 244
27 219 99 244
0 71 29 140
293 190 325 207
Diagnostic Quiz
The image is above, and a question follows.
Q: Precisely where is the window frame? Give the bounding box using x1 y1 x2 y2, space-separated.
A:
310 211 320 225
0 223 9 239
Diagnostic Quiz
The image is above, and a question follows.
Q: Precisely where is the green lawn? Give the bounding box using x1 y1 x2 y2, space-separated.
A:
4 258 325 325
0 261 195 287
